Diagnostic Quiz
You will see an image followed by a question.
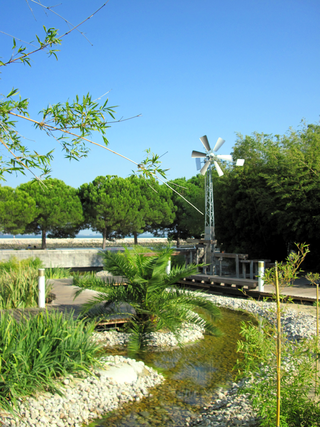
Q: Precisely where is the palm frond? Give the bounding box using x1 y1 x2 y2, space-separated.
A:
165 263 200 285
103 250 135 279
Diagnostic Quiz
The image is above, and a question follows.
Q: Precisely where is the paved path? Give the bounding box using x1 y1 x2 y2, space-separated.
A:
47 278 101 318
26 275 316 321
47 276 319 308
250 276 319 300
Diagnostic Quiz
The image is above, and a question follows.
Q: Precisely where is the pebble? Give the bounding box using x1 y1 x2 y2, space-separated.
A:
0 293 317 427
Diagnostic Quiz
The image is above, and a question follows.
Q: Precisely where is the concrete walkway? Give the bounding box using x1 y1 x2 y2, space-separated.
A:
250 276 319 300
47 278 101 318
47 276 319 312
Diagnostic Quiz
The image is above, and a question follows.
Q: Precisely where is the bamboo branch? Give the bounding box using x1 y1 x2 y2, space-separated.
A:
9 111 139 167
0 136 44 183
157 176 204 215
29 0 93 45
275 262 281 427
1 1 110 66
0 31 37 48
57 1 110 40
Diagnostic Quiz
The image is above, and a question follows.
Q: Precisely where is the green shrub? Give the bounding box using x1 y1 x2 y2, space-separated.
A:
45 266 71 279
0 310 101 413
236 321 320 426
72 271 110 293
0 256 43 273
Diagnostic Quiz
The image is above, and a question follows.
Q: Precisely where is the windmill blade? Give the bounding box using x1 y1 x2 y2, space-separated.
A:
195 158 201 171
236 159 245 166
200 160 211 175
214 161 224 177
216 154 233 162
199 135 210 152
191 150 207 158
213 137 225 152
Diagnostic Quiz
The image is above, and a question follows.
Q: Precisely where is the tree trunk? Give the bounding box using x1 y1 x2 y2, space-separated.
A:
133 232 138 245
102 227 107 249
176 232 181 248
41 229 46 249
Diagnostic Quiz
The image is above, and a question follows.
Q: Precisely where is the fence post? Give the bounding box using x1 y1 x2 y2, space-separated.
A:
258 261 265 292
166 257 171 275
38 268 46 308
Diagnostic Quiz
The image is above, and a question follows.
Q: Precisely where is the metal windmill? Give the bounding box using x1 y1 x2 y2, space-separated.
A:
192 135 244 273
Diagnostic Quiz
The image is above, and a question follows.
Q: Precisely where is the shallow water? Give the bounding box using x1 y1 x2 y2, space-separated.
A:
88 308 253 427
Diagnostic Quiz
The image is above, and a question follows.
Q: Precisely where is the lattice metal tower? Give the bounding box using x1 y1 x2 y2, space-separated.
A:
204 162 215 242
204 163 215 273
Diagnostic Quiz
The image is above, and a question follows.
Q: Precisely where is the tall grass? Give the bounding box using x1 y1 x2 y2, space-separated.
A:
0 310 101 413
0 267 52 309
0 256 43 273
45 266 71 279
0 256 54 309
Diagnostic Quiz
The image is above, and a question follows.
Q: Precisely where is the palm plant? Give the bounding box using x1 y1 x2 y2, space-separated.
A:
78 246 221 351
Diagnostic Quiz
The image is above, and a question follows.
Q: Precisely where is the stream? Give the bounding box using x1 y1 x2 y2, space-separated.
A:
88 307 253 427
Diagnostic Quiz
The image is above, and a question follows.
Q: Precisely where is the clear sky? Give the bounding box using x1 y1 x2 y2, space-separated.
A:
1 0 320 190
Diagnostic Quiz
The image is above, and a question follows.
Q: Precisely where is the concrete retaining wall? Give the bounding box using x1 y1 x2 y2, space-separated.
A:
0 238 193 268
0 249 107 268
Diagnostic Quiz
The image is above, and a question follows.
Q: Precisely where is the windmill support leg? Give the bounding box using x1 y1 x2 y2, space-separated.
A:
204 241 215 275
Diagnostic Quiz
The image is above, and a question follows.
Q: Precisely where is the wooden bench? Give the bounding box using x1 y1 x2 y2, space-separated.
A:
239 259 271 279
214 253 248 278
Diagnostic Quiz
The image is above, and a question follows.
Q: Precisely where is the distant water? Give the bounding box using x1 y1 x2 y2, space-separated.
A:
0 235 99 239
0 233 158 239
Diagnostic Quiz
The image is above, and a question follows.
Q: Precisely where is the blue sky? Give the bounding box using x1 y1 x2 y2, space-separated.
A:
1 0 320 189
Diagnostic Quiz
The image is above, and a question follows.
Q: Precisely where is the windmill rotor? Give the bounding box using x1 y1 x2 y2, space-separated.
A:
192 135 244 176
199 135 210 151
200 160 211 176
191 150 207 158
213 160 223 177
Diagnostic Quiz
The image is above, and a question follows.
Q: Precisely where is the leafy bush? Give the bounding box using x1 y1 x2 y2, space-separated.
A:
0 310 101 413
